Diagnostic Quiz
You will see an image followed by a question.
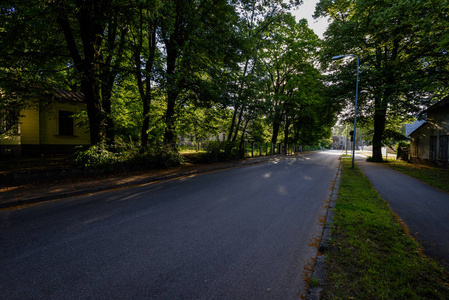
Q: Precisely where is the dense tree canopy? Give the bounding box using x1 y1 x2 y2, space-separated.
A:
7 0 446 157
315 0 449 161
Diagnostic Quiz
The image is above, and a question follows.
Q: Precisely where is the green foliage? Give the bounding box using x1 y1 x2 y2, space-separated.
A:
397 141 410 150
387 160 449 193
317 0 449 161
73 143 182 169
2 0 332 154
201 141 242 163
73 144 124 169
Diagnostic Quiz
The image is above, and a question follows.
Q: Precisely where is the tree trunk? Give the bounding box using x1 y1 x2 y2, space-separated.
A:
164 78 178 149
271 117 281 144
227 105 239 142
102 93 114 145
81 80 103 145
136 14 156 150
57 1 108 145
101 24 128 146
372 102 387 162
284 120 290 155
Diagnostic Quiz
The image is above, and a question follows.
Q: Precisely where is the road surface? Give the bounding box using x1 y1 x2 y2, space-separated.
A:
0 151 340 299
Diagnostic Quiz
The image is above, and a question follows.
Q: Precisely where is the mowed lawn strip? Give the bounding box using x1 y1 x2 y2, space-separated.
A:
386 159 449 193
322 159 449 299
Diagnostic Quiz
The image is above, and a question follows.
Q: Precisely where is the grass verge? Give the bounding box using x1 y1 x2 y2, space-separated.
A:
322 158 449 299
386 160 449 193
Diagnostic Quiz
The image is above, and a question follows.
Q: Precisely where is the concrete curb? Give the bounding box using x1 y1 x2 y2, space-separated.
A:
0 156 282 209
307 157 342 299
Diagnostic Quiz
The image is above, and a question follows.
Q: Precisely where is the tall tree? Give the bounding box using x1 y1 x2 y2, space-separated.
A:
57 0 114 145
158 0 240 148
225 0 302 144
258 14 320 144
128 0 161 149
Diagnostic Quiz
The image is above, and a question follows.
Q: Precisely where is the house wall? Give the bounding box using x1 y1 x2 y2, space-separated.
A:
410 105 449 166
20 109 40 145
0 108 39 156
39 102 90 153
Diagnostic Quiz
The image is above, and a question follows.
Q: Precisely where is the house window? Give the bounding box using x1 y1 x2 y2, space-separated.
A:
439 135 448 160
429 136 437 159
59 110 74 136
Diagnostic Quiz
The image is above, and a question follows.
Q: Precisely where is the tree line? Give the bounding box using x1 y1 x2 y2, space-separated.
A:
1 0 448 161
1 0 334 154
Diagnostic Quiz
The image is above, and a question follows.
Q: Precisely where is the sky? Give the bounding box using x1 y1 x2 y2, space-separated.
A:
291 0 329 39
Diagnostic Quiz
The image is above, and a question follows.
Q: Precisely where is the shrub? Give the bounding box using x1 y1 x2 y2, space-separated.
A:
73 144 183 169
73 144 123 168
135 146 183 169
202 141 241 162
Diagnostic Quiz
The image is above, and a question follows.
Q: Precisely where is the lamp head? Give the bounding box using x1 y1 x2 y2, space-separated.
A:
332 55 346 60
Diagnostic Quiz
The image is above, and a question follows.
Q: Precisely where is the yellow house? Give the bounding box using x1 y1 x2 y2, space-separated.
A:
0 89 90 156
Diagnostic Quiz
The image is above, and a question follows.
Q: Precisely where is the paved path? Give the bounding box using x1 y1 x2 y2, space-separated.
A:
356 155 449 269
0 151 341 299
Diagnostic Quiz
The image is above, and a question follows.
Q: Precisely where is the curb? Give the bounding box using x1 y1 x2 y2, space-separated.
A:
307 157 342 299
0 156 281 209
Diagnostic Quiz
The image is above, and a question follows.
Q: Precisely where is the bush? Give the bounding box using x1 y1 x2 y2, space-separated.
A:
134 146 183 169
73 144 183 169
397 141 410 150
202 141 242 162
73 144 123 168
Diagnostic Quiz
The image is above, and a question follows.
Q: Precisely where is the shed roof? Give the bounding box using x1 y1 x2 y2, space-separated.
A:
52 88 85 103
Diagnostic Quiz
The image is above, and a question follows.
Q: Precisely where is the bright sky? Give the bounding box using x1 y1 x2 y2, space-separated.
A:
291 0 329 39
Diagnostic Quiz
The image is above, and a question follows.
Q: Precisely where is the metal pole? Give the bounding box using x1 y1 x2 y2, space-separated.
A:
352 55 359 169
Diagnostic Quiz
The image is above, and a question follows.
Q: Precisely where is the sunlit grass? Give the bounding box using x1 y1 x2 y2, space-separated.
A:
322 159 449 299
386 160 449 193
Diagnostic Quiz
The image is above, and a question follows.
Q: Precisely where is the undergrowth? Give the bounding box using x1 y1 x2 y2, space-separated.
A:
73 143 183 169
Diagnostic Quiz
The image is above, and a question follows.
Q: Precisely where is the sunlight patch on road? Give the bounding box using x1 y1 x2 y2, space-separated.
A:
277 185 288 195
263 172 272 178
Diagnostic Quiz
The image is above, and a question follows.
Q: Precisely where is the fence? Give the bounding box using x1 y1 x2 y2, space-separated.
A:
178 140 323 158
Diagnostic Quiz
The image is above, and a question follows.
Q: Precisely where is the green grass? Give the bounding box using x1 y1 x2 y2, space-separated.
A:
322 158 449 299
386 160 449 193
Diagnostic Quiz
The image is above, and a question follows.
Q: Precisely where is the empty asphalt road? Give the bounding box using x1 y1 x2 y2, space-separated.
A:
0 151 341 299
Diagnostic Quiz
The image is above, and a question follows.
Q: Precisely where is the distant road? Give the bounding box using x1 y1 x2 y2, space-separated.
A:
0 151 341 299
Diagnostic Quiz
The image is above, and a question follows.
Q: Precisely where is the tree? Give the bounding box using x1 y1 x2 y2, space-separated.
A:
158 0 241 149
316 0 449 161
258 14 321 145
225 0 301 145
128 0 161 149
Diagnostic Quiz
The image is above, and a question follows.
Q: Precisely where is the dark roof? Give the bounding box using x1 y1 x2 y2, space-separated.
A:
426 96 449 113
52 88 85 103
409 121 428 137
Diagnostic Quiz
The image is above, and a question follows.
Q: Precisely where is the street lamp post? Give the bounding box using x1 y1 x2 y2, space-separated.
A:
332 54 359 169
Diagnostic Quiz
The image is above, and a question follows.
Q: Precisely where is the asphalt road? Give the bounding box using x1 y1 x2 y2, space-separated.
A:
0 151 340 299
356 155 449 270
